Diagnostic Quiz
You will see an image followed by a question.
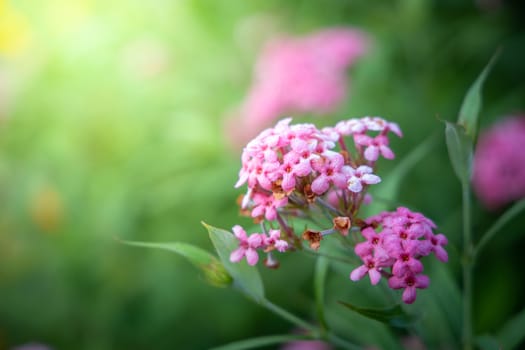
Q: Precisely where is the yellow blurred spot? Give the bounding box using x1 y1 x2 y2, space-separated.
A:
0 0 31 56
30 185 64 234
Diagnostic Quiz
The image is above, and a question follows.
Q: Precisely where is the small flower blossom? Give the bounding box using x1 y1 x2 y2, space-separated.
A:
388 273 430 304
346 165 381 193
230 225 264 266
350 254 390 285
230 226 289 266
354 134 394 161
264 229 289 252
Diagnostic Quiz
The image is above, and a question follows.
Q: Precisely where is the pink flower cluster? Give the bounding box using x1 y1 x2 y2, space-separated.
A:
230 225 289 266
235 117 400 222
350 207 448 304
472 115 525 210
228 116 448 304
226 28 369 146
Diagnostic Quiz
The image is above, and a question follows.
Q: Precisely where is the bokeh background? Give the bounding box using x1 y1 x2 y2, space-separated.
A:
1 0 524 349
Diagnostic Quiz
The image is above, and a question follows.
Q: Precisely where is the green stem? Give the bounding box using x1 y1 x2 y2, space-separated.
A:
262 300 318 334
261 300 361 350
461 181 473 350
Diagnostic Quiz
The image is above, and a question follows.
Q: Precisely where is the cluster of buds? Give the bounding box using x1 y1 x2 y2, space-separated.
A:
229 117 448 304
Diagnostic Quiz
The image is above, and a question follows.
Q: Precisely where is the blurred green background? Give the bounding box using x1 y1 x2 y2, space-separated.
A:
1 0 524 349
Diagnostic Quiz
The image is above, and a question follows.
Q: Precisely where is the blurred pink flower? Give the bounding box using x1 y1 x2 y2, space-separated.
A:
472 116 525 210
281 340 332 350
226 28 369 147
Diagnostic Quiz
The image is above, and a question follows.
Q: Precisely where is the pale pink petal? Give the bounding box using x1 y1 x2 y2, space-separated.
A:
311 175 330 194
251 206 265 218
230 247 245 263
362 173 381 185
275 240 289 252
415 274 430 288
350 265 368 281
232 225 247 240
364 146 379 161
380 145 395 159
248 234 263 248
245 248 259 266
434 246 449 262
355 242 373 257
402 286 417 304
281 173 296 192
368 268 382 285
347 177 363 193
388 275 405 289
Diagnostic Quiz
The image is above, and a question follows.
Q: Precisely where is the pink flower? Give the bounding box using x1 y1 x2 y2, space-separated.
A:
351 208 447 304
472 116 525 210
388 273 430 304
230 226 290 267
230 225 264 265
251 193 288 221
225 28 369 146
354 134 394 162
311 151 349 194
264 229 289 252
350 254 389 285
346 165 381 193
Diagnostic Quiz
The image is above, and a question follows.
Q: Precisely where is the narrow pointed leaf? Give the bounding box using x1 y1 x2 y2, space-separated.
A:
120 240 232 286
458 50 500 139
209 334 312 350
475 335 501 350
314 257 329 332
444 121 473 183
497 305 525 349
338 301 416 328
475 198 525 258
203 222 265 302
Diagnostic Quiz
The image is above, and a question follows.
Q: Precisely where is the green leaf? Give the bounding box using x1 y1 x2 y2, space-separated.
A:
475 335 501 350
444 121 473 183
497 305 525 349
474 198 525 259
338 301 416 328
209 334 312 350
203 222 265 302
458 49 500 139
120 240 232 287
314 257 329 332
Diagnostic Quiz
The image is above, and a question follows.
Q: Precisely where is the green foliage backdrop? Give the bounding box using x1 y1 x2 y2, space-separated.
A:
0 0 524 349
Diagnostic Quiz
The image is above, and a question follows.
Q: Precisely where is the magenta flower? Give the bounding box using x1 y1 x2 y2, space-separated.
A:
388 273 430 304
351 207 447 304
230 225 264 266
472 115 525 210
350 254 389 285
